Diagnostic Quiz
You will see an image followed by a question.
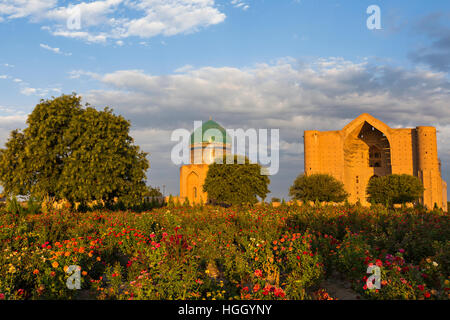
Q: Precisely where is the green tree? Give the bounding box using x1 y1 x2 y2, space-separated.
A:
289 173 348 203
0 94 149 207
203 155 270 206
0 130 30 196
366 174 424 208
145 186 163 197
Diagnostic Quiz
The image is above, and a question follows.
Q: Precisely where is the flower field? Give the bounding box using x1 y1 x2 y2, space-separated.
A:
0 204 449 300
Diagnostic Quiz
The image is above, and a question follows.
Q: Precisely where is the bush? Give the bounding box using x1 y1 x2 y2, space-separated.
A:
203 155 270 206
367 174 424 208
6 196 24 216
289 174 348 203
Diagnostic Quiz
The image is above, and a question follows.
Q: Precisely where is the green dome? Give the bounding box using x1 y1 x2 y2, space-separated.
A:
190 120 231 144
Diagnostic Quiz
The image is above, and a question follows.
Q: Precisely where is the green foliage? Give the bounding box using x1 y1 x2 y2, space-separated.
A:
167 195 175 208
0 94 149 207
203 155 270 206
6 196 24 216
289 174 348 203
366 174 425 208
145 186 163 197
26 197 41 215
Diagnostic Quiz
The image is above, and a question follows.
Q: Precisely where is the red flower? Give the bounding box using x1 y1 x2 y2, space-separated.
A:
417 284 424 291
424 292 431 298
274 287 285 298
254 269 263 278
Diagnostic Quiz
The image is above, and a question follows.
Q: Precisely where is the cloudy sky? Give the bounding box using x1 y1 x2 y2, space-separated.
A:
0 0 449 200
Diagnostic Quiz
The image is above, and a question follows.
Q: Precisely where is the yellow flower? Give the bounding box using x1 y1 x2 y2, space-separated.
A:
8 265 16 274
52 261 59 268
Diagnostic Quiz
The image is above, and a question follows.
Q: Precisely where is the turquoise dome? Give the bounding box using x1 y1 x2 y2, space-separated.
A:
190 120 231 145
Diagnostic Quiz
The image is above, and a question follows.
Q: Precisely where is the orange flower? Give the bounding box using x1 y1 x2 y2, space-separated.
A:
52 261 59 268
50 271 56 277
96 257 101 261
65 251 70 257
63 265 69 272
33 269 39 275
82 271 88 276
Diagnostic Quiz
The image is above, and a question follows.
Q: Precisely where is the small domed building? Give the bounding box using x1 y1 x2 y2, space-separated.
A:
179 119 231 204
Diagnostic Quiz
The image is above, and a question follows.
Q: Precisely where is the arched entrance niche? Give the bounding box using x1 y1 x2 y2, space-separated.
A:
186 171 200 203
343 120 392 204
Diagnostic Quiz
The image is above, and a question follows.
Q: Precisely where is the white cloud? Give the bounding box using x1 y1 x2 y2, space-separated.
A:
76 58 450 130
20 86 61 96
40 43 72 56
0 75 8 79
0 0 57 19
0 0 227 43
20 87 37 95
68 70 101 80
231 0 249 10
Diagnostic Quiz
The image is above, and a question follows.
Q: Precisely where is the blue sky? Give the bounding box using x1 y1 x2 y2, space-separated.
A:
0 0 450 200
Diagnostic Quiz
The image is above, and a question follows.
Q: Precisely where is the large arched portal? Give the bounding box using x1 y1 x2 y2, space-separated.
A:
344 121 392 204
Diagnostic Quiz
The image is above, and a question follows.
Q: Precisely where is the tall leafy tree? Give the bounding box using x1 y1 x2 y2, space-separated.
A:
203 155 270 206
289 173 348 203
0 94 149 206
0 130 30 196
366 174 424 208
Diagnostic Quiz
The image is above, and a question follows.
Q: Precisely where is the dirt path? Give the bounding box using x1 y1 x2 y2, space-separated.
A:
319 275 362 300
